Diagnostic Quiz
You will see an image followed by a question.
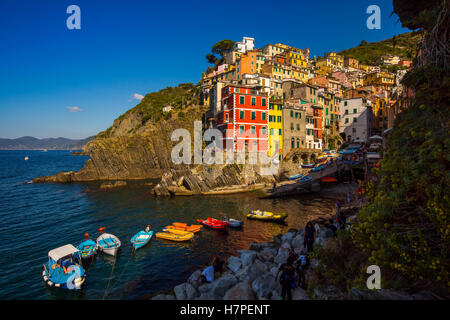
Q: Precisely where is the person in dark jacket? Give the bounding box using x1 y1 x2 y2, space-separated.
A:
275 262 296 300
303 222 316 253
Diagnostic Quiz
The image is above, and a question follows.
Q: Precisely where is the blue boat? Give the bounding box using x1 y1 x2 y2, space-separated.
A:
289 173 305 180
311 165 325 172
301 163 315 168
42 244 86 290
131 230 154 250
298 175 312 182
76 234 97 260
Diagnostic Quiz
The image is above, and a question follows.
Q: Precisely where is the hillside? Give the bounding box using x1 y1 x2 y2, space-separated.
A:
0 136 93 150
339 31 425 65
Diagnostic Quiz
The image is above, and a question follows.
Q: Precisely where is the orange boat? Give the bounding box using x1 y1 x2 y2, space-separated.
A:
166 223 202 233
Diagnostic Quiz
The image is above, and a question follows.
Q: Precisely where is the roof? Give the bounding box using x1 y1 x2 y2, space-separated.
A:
48 244 79 261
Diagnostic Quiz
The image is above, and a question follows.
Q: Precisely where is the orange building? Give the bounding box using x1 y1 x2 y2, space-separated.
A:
236 50 264 80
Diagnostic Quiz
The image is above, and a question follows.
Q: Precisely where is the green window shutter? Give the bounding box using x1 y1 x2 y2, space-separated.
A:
240 125 244 134
251 111 256 120
262 126 266 135
240 110 245 119
251 126 256 134
262 112 266 120
251 97 256 106
290 110 294 117
270 128 274 135
240 96 245 104
354 108 357 114
262 98 266 106
326 108 329 115
279 129 282 135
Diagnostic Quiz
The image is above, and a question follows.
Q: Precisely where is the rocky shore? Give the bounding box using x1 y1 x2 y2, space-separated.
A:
151 205 437 301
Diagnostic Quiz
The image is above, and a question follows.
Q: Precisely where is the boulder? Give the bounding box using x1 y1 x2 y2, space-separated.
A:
257 247 277 262
281 232 295 245
291 234 304 249
224 281 256 300
274 248 290 265
281 242 291 250
174 283 187 300
249 242 274 252
292 287 310 300
252 273 279 300
236 259 268 282
198 282 214 294
269 266 278 278
195 291 217 300
313 285 345 300
187 270 202 288
174 282 198 300
227 256 242 274
238 250 257 267
210 274 238 298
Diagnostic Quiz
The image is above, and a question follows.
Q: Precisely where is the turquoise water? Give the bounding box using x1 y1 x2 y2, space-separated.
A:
0 150 334 299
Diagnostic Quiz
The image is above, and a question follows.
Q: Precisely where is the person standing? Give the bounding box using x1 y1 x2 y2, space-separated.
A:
303 222 316 253
275 262 296 300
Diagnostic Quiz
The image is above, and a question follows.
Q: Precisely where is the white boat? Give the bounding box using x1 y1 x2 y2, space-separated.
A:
96 229 121 256
24 156 29 161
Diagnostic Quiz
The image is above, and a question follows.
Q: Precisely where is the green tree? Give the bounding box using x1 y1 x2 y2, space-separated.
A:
205 39 235 67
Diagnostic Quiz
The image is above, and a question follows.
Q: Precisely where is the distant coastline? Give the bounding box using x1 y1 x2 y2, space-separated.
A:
0 136 93 150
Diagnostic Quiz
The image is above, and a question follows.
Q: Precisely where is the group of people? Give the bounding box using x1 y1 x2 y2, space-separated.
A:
275 248 310 300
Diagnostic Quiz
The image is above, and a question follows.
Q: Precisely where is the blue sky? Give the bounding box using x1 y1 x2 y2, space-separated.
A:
0 0 409 139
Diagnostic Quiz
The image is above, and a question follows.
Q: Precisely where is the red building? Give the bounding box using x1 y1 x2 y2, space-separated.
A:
216 84 269 152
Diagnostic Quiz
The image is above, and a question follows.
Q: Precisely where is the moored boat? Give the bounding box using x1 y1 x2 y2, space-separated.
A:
289 173 305 180
321 176 337 183
155 230 194 242
301 163 315 168
42 244 86 290
223 217 243 228
197 217 228 230
131 226 153 250
247 210 288 222
169 222 203 233
96 228 121 256
311 165 325 172
76 233 97 261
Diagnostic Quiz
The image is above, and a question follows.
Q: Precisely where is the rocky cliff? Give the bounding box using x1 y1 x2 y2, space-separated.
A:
34 83 207 183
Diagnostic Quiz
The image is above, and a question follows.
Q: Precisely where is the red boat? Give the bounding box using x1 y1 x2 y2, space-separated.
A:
197 217 228 230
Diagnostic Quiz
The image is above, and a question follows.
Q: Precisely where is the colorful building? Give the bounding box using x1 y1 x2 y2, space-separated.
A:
282 100 306 157
268 100 283 158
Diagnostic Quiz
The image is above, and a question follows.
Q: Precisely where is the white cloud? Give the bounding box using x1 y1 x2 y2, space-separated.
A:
133 93 144 101
67 106 83 112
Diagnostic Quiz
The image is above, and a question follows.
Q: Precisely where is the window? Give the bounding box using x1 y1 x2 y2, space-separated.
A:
240 110 245 119
240 96 245 105
353 108 357 114
279 129 282 135
345 118 349 123
277 116 281 122
262 126 266 135
262 98 266 106
295 112 298 118
251 97 256 106
296 124 300 131
251 111 256 120
296 139 300 148
262 112 266 120
326 108 329 116
225 113 229 122
291 138 295 148
240 125 245 134
251 126 256 134
353 117 357 122
290 123 294 130
290 110 294 117
235 88 240 93
270 128 274 135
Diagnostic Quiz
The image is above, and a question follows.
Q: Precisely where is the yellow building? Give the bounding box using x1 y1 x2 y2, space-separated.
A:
359 64 379 73
317 52 344 70
268 100 283 157
363 71 395 90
